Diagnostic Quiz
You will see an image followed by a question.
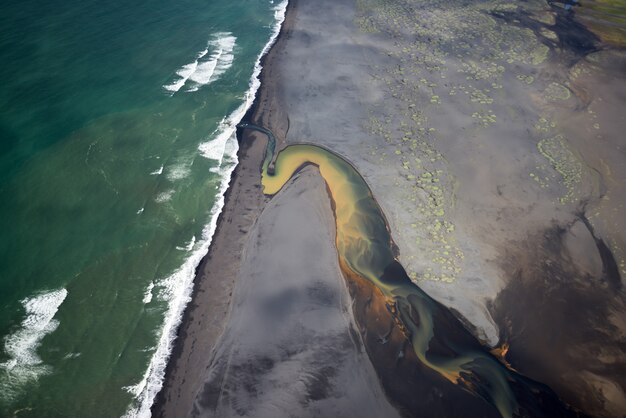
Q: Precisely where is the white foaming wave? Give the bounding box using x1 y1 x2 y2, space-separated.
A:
187 33 236 91
175 236 197 252
150 165 164 176
198 118 231 163
186 235 196 251
165 164 191 181
122 135 239 418
142 282 155 305
63 352 81 360
122 2 288 416
187 58 217 86
164 33 236 94
0 288 68 401
223 131 239 160
163 62 198 93
196 47 210 59
155 190 174 203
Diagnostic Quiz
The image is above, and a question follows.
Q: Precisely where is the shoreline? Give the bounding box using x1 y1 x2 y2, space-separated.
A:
150 1 296 416
150 0 626 415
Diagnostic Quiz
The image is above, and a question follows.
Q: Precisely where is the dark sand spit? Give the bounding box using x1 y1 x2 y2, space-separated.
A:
155 0 626 416
189 167 400 417
151 131 269 417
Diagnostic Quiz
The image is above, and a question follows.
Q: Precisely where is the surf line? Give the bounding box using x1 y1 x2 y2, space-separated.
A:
238 122 576 418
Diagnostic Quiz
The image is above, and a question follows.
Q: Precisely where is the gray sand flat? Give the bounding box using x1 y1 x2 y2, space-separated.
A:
267 0 626 414
190 167 399 418
274 0 510 343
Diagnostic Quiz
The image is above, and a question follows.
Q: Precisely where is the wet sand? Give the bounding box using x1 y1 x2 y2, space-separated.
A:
190 167 399 417
151 131 270 417
155 0 626 416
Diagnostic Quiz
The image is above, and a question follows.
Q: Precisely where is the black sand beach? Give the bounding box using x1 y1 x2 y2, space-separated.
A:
155 0 626 416
152 4 297 415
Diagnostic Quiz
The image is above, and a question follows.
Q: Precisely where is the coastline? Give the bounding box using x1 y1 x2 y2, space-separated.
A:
151 1 296 416
150 0 626 416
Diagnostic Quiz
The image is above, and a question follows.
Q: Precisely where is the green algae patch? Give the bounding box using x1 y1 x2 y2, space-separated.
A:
537 135 583 203
540 27 558 41
529 43 550 65
517 74 535 84
544 82 572 101
532 11 556 26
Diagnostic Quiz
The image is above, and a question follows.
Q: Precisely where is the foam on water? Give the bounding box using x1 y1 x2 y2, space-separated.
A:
175 236 196 252
163 63 196 93
122 2 288 416
165 162 191 181
186 236 196 251
155 190 174 203
198 118 231 163
187 33 236 91
142 282 155 305
62 352 81 360
0 289 68 401
122 134 239 418
164 33 236 94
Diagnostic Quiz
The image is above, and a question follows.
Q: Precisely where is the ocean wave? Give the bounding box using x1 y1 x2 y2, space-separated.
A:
62 352 81 360
164 32 236 94
165 162 191 182
142 282 155 305
198 118 231 163
175 236 196 252
154 190 174 203
122 134 239 418
122 2 288 417
0 288 68 402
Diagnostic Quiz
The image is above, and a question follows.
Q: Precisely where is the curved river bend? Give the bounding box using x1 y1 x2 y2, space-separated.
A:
239 122 579 418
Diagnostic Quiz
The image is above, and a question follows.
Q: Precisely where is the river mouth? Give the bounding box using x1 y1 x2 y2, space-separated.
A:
255 140 580 418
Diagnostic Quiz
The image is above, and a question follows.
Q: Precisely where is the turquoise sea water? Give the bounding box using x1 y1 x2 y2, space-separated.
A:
0 0 286 416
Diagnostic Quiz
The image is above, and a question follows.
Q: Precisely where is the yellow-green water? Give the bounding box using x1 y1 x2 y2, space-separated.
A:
261 143 549 418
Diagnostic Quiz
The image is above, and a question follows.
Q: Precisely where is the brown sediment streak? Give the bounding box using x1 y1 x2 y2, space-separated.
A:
261 143 579 418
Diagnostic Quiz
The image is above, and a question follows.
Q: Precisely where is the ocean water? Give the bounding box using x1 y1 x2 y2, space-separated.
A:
0 0 286 416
